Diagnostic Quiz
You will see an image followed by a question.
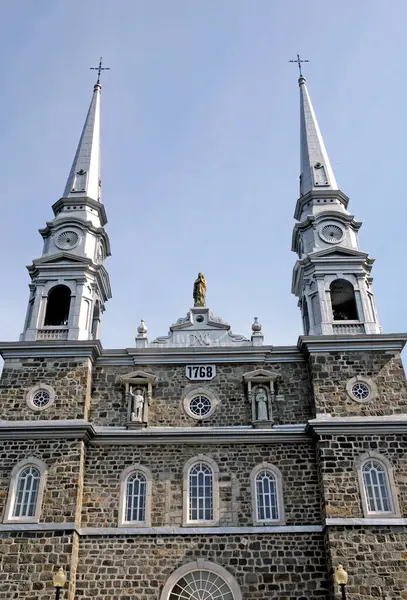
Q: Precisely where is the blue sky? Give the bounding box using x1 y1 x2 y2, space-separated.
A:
0 1 406 353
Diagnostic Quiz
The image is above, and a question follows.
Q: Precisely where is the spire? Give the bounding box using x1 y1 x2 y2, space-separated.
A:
299 76 338 196
63 82 102 202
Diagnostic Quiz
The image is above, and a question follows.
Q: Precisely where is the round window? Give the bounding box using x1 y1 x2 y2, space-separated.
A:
346 376 377 403
319 224 344 244
189 395 212 417
55 230 79 250
350 381 370 401
183 388 218 420
32 389 51 408
26 384 55 411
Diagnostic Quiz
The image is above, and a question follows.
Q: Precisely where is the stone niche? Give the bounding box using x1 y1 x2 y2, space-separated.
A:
243 369 280 428
118 370 157 429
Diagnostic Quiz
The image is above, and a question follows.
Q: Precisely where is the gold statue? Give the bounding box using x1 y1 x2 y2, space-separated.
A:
193 272 207 307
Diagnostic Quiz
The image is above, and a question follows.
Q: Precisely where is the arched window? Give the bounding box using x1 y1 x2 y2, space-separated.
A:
251 463 285 525
183 455 219 525
356 453 400 518
330 279 358 321
44 285 71 326
91 301 101 339
189 463 213 521
4 458 47 523
362 460 392 513
119 465 152 527
302 297 310 335
160 561 242 600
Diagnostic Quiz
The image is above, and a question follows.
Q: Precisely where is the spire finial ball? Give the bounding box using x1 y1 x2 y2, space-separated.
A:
252 317 262 333
137 319 148 335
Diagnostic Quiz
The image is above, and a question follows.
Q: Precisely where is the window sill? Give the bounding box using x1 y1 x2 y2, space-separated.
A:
3 517 40 524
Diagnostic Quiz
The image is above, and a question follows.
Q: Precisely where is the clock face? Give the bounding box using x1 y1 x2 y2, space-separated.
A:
55 230 79 250
319 223 344 244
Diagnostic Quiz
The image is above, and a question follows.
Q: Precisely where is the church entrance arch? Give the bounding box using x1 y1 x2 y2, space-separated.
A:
160 560 242 600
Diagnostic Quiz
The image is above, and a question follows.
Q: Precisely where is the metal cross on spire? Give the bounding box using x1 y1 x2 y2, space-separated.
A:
90 57 110 84
289 54 309 78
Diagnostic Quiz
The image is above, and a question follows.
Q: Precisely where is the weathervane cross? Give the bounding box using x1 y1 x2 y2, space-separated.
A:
90 57 110 84
289 54 309 78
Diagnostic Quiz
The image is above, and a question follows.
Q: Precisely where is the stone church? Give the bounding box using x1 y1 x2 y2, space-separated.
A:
0 67 406 600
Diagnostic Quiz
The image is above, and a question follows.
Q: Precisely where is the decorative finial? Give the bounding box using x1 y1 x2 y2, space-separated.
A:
193 273 207 307
252 317 262 333
289 54 309 79
90 57 110 85
137 319 148 337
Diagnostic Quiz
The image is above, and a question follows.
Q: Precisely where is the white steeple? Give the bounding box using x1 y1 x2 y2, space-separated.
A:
20 76 111 342
299 76 338 196
63 82 102 203
291 73 382 337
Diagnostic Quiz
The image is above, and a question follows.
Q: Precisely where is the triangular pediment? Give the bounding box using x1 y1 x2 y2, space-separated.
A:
32 252 91 265
309 246 369 259
118 370 157 385
243 369 279 382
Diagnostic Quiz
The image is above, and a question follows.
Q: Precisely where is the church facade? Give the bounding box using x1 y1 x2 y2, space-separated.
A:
0 71 406 600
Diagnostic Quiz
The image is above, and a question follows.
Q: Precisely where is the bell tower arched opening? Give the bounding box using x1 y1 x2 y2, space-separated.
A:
44 285 71 326
330 279 358 321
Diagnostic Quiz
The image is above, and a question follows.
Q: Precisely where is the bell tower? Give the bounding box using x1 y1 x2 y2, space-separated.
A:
291 74 381 335
20 75 111 342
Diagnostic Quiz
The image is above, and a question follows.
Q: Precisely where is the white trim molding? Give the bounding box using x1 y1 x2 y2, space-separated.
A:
250 462 285 526
182 387 219 421
183 455 219 526
355 452 401 518
26 383 56 412
118 464 152 527
3 457 47 524
160 560 242 600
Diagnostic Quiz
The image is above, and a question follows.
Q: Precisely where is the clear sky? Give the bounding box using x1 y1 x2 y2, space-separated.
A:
0 1 406 355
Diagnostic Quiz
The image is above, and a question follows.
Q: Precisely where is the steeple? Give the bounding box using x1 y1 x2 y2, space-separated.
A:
291 73 381 336
20 75 111 342
299 76 338 196
63 82 102 202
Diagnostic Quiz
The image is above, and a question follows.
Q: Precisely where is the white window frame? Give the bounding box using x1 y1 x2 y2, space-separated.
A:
250 462 285 526
183 455 219 526
356 452 400 518
4 457 47 524
160 559 242 600
118 464 152 527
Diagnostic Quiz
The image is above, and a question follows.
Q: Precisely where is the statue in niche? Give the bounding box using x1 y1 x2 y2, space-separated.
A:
193 272 207 307
255 387 269 421
129 387 145 422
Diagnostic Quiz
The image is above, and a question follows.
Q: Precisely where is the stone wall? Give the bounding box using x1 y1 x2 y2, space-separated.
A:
317 434 407 519
327 526 407 599
0 531 74 600
90 360 313 427
308 350 407 417
0 439 84 523
0 357 91 421
76 533 328 599
81 442 320 527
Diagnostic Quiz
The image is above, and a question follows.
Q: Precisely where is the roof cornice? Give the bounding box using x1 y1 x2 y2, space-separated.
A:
294 189 350 221
52 197 107 226
298 333 407 354
0 420 308 445
0 340 102 361
307 414 407 436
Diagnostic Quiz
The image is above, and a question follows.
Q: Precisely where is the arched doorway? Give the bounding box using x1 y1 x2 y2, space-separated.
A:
160 561 241 600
